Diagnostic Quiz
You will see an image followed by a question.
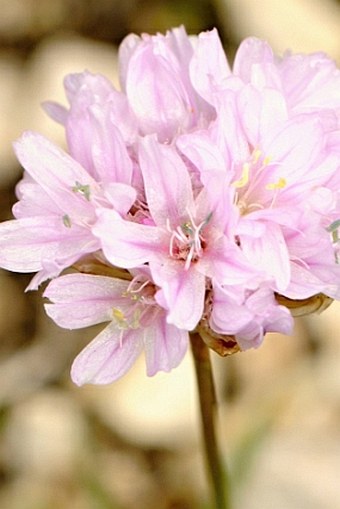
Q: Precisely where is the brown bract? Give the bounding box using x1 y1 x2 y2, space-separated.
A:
275 293 333 317
196 322 240 357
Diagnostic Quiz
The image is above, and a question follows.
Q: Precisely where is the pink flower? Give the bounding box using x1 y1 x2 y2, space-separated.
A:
119 26 214 141
210 283 293 350
44 269 188 384
178 86 340 299
232 37 340 113
2 27 340 384
0 131 136 289
93 135 255 331
44 71 138 176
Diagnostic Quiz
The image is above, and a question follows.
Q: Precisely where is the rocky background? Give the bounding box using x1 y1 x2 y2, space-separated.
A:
1 1 340 508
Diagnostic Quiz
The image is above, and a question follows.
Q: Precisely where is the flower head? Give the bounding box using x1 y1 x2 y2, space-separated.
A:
1 27 340 384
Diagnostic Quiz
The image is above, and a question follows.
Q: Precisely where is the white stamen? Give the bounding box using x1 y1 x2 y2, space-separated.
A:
167 209 212 269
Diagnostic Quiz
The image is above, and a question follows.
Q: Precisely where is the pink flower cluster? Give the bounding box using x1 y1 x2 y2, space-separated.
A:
1 27 340 384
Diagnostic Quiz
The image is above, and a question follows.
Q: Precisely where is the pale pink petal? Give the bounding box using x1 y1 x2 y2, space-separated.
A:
103 183 136 215
13 132 98 217
13 175 61 218
233 37 274 83
64 71 113 105
42 101 68 125
0 216 97 273
190 28 231 104
279 52 340 111
143 314 188 376
124 41 193 139
118 33 141 91
210 286 253 334
44 274 129 328
287 262 340 299
212 90 250 163
139 136 194 226
153 262 205 330
90 105 133 184
262 115 324 182
71 324 143 385
165 25 194 68
177 131 230 180
240 222 291 291
64 72 137 170
94 209 163 268
200 237 257 284
237 85 288 148
235 290 293 350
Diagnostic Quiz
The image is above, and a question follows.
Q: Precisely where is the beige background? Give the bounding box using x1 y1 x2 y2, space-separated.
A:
1 1 340 508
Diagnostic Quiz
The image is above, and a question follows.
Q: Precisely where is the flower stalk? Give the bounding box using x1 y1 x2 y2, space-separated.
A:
190 332 231 509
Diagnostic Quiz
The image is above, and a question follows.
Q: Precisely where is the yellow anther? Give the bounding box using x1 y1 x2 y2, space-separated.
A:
263 156 272 166
252 149 262 163
112 308 126 323
232 163 250 188
265 177 287 190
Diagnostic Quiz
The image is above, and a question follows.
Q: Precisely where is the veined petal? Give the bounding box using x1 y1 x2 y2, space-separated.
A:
201 237 257 284
139 136 194 226
237 85 288 148
241 222 291 291
93 209 163 268
118 33 141 91
211 285 254 334
263 115 324 182
143 314 188 376
190 28 231 104
0 216 96 273
14 131 98 217
103 183 136 215
213 90 250 163
71 323 143 385
153 262 205 330
44 274 129 328
64 71 114 105
90 105 134 184
13 175 61 218
123 39 193 140
177 131 230 180
233 37 274 83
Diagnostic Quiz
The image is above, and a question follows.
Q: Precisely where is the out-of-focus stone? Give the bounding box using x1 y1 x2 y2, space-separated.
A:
78 352 200 448
100 450 165 509
236 427 340 509
0 308 96 406
0 54 25 186
307 300 340 353
226 0 340 56
0 271 29 354
3 389 86 478
0 0 66 40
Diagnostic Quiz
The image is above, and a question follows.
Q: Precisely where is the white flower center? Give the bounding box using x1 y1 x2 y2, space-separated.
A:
167 210 212 270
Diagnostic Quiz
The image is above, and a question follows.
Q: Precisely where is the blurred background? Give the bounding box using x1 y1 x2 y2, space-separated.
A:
1 1 340 508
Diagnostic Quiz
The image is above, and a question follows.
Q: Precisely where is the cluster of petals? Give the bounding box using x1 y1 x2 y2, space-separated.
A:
2 26 340 384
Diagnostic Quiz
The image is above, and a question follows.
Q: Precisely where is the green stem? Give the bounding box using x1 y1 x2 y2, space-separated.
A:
190 332 231 509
